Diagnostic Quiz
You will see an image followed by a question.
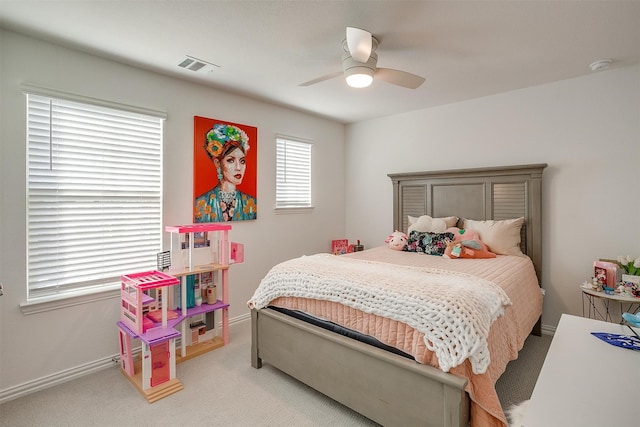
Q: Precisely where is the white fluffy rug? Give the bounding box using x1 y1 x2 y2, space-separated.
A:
506 399 530 427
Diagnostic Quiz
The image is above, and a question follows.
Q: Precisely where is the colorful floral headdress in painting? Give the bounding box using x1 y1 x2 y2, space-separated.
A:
204 124 250 160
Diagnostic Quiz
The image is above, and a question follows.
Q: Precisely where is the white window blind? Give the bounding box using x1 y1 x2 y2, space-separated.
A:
26 93 164 299
276 137 312 208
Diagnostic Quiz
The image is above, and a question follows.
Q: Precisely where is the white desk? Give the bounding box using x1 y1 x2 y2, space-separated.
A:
524 314 640 427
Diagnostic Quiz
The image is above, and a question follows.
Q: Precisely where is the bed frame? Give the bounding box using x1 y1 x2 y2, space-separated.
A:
251 164 547 427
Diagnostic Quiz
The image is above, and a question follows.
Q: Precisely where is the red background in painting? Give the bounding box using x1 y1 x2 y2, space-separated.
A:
193 116 258 206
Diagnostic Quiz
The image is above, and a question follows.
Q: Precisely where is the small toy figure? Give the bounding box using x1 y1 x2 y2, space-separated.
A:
591 277 600 291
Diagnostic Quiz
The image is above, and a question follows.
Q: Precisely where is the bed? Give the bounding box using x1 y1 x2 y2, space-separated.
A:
249 164 547 427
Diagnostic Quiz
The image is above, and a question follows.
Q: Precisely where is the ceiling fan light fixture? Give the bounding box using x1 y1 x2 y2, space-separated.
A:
345 68 374 88
299 27 424 90
342 51 377 88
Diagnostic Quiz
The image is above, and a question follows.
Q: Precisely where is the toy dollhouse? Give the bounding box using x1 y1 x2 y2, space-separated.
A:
117 270 183 402
117 223 243 402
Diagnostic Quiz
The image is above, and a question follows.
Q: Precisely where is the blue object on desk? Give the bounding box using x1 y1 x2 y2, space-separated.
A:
591 332 640 351
622 312 640 328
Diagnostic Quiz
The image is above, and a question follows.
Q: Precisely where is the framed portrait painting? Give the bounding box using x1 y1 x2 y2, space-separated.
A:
193 116 257 222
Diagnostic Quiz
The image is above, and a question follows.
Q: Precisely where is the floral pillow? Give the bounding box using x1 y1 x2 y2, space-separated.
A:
404 231 454 256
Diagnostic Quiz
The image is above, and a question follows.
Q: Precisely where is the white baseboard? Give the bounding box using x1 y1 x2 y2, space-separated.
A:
0 355 116 405
0 314 251 405
230 312 251 325
541 323 556 336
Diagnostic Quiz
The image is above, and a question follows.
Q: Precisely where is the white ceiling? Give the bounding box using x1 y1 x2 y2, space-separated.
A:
1 1 639 124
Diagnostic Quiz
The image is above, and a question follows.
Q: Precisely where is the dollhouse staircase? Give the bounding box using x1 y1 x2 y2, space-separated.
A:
124 360 184 403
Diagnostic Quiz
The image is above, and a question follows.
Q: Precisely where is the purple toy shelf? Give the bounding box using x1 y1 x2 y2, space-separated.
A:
171 300 230 328
117 320 180 345
119 300 228 343
152 300 230 330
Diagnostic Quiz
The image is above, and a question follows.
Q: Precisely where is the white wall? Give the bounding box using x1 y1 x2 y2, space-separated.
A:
0 30 345 397
344 64 640 330
2 27 639 401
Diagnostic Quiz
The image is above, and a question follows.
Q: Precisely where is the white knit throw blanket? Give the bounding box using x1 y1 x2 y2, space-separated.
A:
248 254 511 374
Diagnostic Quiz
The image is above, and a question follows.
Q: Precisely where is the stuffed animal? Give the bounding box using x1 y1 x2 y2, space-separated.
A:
443 227 496 259
385 231 408 251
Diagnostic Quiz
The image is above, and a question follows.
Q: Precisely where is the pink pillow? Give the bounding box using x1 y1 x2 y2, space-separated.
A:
447 227 481 242
444 227 496 259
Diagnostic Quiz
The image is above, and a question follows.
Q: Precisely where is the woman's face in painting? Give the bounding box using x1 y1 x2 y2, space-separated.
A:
219 147 246 186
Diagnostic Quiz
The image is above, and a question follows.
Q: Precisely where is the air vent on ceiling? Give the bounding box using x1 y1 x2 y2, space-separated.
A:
177 55 220 72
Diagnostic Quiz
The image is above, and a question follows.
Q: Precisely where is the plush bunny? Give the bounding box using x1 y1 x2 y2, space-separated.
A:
385 231 408 251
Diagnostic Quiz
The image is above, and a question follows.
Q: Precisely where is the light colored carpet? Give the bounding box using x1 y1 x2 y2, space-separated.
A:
495 332 553 411
0 321 551 427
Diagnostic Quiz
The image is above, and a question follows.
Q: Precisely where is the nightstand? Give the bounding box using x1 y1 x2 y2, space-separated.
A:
581 284 640 323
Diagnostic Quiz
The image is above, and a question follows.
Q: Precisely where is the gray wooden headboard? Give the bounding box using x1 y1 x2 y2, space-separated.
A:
388 164 547 282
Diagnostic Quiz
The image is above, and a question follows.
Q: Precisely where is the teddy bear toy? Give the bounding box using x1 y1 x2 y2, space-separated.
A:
443 227 496 259
385 230 408 251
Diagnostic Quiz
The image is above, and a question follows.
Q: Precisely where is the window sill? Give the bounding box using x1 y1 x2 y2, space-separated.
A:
274 206 314 215
20 285 120 315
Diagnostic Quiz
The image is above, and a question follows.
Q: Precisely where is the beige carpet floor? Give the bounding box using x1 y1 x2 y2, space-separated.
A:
0 320 551 427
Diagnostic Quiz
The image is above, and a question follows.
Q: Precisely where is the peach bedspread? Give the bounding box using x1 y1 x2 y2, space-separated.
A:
267 246 543 427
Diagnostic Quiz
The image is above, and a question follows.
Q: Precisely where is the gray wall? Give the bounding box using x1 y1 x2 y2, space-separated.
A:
344 64 640 330
0 30 345 398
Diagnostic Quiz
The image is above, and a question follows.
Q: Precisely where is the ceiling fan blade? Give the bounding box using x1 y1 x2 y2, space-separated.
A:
375 68 425 89
346 27 372 63
298 71 342 87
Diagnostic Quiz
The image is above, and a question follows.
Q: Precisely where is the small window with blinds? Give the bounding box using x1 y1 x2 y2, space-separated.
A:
275 136 312 209
26 93 164 300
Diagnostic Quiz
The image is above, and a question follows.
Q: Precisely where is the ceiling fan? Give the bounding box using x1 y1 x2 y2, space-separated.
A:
300 27 425 89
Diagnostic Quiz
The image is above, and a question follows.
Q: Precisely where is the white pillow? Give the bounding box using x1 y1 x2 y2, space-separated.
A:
461 217 525 256
408 215 459 232
407 215 447 233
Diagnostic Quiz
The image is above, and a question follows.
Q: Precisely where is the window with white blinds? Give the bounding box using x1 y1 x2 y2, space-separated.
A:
26 93 164 299
276 137 312 209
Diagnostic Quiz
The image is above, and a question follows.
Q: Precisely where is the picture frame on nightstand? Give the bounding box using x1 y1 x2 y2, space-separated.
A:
593 260 619 288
